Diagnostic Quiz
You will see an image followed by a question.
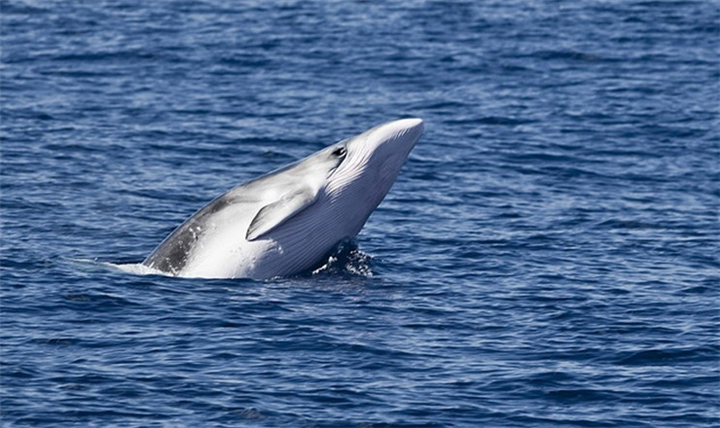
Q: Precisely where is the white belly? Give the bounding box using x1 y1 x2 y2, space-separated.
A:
176 197 358 280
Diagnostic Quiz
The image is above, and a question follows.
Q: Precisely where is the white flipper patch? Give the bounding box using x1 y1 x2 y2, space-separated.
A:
246 186 320 241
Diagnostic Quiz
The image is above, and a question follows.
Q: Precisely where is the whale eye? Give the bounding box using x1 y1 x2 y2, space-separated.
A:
332 146 347 158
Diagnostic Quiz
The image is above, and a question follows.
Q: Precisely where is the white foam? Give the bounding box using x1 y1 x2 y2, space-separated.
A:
103 262 168 277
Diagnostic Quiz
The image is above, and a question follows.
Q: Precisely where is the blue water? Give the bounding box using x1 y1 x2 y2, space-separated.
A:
2 1 719 427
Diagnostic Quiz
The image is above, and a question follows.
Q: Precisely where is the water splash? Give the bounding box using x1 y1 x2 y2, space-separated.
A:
311 239 374 277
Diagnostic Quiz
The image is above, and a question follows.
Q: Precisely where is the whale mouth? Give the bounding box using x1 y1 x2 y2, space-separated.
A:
372 118 425 145
394 117 424 132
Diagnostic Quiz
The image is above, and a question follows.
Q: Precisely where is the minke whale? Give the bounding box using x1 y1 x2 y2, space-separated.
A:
142 118 424 280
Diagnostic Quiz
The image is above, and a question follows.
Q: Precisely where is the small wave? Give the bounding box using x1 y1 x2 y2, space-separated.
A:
69 258 166 277
107 262 166 276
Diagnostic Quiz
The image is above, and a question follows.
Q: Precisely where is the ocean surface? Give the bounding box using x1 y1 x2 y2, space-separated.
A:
1 1 719 427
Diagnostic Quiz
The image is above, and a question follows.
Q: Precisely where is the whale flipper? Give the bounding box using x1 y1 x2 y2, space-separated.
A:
246 186 320 241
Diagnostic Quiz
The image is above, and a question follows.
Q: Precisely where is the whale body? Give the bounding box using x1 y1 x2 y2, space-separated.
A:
142 118 424 279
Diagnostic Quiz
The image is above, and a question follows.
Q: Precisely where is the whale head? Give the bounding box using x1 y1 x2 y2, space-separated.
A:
323 118 424 233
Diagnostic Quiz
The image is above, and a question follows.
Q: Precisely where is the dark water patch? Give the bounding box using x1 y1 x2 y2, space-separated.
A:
615 346 719 366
